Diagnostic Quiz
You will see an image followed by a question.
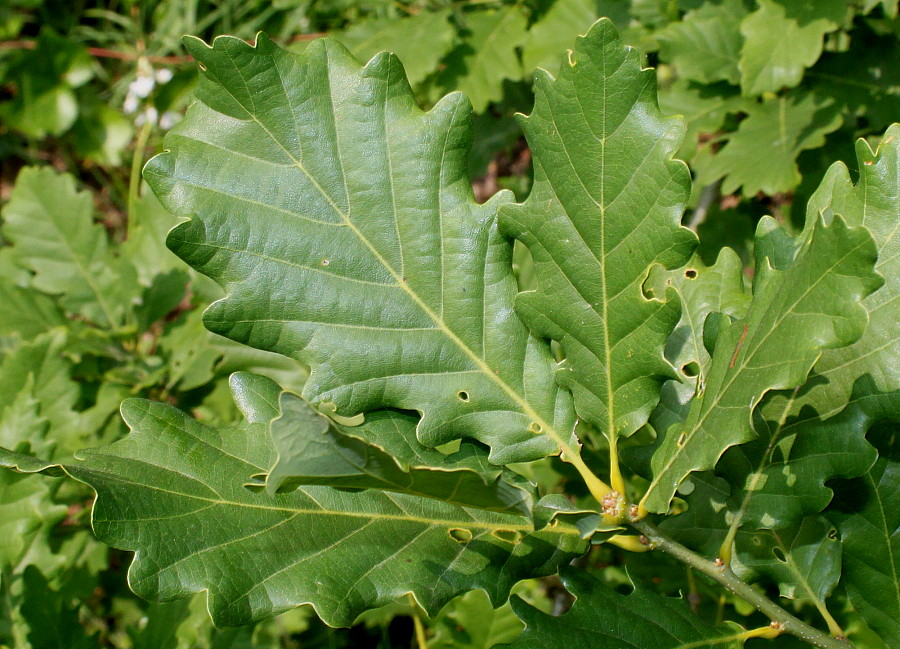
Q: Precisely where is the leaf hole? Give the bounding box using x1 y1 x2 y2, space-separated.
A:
321 258 330 266
197 62 208 72
448 528 473 543
527 421 543 434
681 361 700 377
827 528 838 541
491 529 522 544
773 547 787 563
684 269 698 279
457 391 470 402
676 431 687 448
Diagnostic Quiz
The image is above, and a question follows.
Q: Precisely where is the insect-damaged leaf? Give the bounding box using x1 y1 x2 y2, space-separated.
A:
641 214 881 515
0 375 587 628
144 32 579 466
505 569 745 648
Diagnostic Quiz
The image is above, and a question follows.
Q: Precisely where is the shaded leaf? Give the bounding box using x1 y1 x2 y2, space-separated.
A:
438 8 528 112
145 33 579 465
733 515 841 604
829 453 900 647
267 390 536 516
642 214 881 514
500 19 696 456
506 569 744 648
21 566 94 649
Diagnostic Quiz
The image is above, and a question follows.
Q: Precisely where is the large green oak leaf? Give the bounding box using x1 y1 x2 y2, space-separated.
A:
144 33 579 467
0 374 587 627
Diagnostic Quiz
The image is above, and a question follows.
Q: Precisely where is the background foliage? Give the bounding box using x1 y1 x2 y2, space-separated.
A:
0 1 896 648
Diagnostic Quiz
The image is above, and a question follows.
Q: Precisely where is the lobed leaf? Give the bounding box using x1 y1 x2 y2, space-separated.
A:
500 19 696 455
642 214 882 514
738 0 846 96
0 375 587 627
505 569 745 648
145 33 579 465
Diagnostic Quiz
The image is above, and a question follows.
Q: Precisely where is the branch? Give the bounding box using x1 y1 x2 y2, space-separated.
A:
630 519 853 649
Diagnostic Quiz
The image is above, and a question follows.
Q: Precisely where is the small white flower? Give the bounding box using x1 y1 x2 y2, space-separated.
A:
123 94 140 114
135 106 159 126
129 75 155 99
155 68 174 84
159 111 180 129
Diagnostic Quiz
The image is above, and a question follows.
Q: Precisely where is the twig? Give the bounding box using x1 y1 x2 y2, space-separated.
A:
631 519 853 649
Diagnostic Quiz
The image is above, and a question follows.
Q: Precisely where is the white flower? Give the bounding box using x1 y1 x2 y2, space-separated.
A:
129 75 155 99
135 106 159 126
155 68 174 84
123 94 140 114
159 111 180 129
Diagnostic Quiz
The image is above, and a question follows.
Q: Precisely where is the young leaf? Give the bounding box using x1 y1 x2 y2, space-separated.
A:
266 390 536 516
656 0 746 85
642 214 881 515
144 33 580 466
829 454 900 646
499 19 696 473
0 378 587 627
506 569 745 648
695 92 843 197
738 0 846 96
1 167 138 327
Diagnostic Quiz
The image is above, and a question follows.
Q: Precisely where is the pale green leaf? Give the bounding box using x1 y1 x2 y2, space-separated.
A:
739 0 846 95
695 92 843 196
1 167 139 327
657 0 746 85
642 215 881 514
0 331 81 458
0 280 65 342
500 19 696 451
506 569 745 648
267 390 536 516
521 0 630 76
0 471 66 572
431 589 523 649
829 452 900 646
438 8 528 112
145 34 579 465
0 381 587 627
336 10 455 87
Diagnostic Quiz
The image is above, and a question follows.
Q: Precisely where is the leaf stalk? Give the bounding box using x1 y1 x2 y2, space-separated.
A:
630 520 853 649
